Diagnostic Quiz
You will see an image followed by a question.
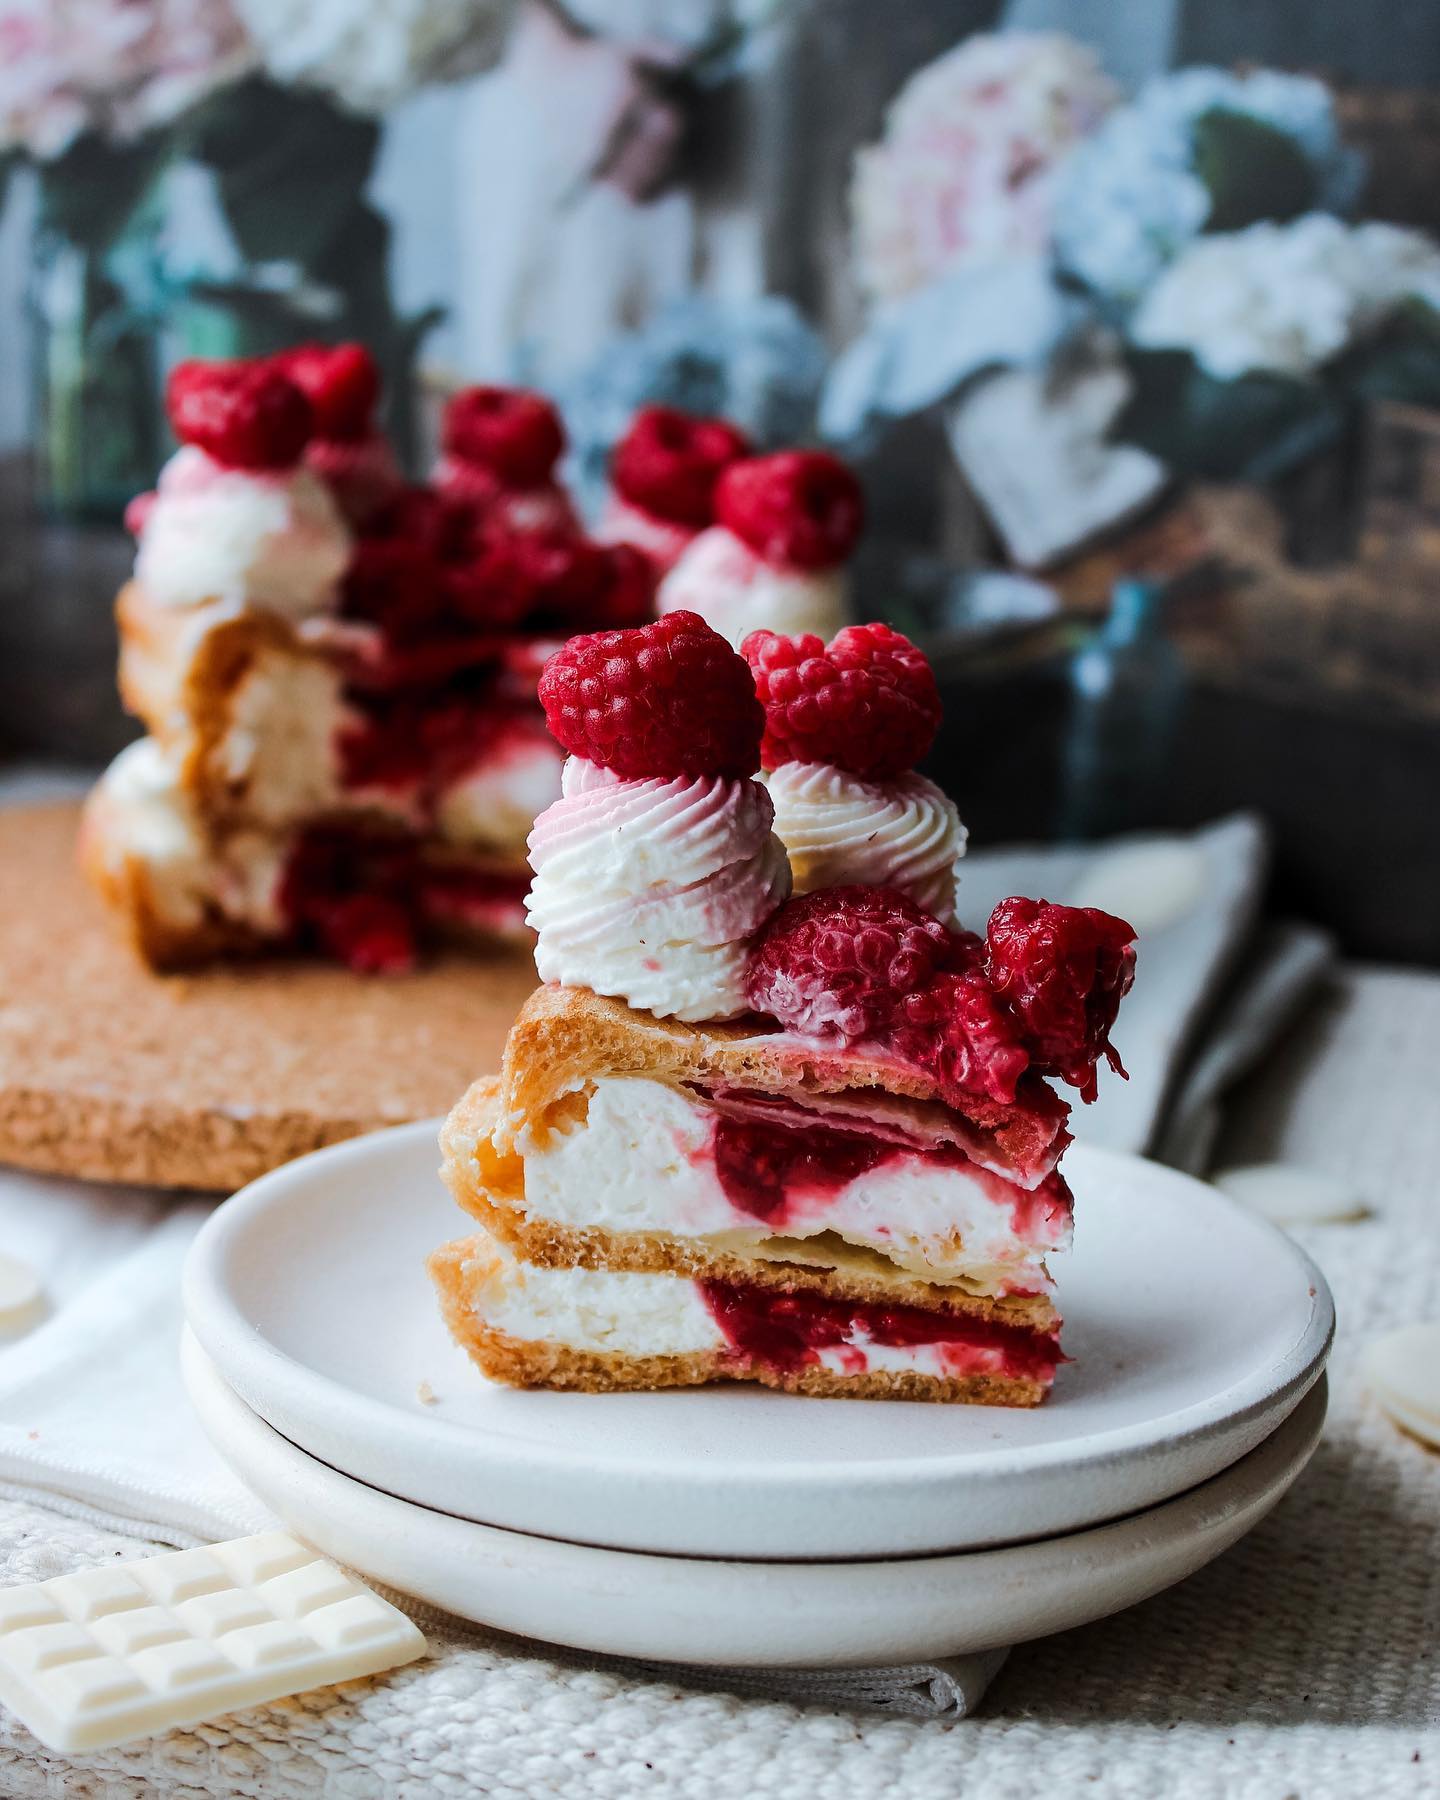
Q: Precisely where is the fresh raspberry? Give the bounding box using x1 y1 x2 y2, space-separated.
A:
523 538 655 632
431 453 505 514
743 622 941 778
166 359 312 470
272 342 379 440
445 531 552 630
716 451 864 570
986 898 1137 1103
612 406 751 527
746 885 964 1043
891 970 1031 1106
537 609 763 780
442 386 565 487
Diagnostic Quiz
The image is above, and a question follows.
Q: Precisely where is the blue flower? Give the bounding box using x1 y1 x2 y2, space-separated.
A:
559 295 828 514
1052 67 1364 307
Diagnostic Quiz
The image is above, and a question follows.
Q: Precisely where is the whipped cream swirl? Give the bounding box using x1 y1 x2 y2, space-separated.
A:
659 526 847 649
526 758 791 1022
764 762 967 925
135 445 351 617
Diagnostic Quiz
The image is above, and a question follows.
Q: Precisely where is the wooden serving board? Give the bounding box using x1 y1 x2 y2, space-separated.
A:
0 803 538 1192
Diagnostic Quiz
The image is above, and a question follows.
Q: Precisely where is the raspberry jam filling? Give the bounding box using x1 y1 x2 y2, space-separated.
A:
708 1109 1071 1239
339 683 541 797
699 1279 1061 1381
695 1075 1069 1189
278 826 528 972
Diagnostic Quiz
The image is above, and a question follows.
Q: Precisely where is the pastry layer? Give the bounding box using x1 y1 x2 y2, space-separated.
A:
81 742 530 969
429 1234 1058 1405
488 983 1070 1188
443 1075 1067 1294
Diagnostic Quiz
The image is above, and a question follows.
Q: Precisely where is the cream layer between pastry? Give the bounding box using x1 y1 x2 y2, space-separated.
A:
507 1073 1069 1293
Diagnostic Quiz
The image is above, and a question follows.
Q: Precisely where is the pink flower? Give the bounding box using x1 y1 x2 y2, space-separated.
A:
851 32 1118 306
0 0 254 158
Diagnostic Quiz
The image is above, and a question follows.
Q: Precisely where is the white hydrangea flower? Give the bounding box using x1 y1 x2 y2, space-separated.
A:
850 31 1118 306
1053 66 1363 306
235 0 505 114
1130 214 1440 381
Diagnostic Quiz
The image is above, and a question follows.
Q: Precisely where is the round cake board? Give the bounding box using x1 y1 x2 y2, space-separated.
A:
0 802 538 1192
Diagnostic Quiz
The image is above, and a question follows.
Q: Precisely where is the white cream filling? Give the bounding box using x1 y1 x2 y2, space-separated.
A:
521 1076 1066 1285
213 651 356 826
465 1251 723 1357
526 760 791 1023
813 1335 1020 1379
467 1253 1038 1375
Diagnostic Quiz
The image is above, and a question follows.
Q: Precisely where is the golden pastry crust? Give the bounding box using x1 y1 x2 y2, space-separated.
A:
77 777 270 970
117 582 342 823
490 983 1069 1176
439 1078 1059 1329
427 1238 1051 1406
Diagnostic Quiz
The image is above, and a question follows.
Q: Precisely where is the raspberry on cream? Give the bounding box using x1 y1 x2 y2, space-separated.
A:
764 761 967 925
657 450 863 648
526 757 791 1022
601 406 750 575
433 384 579 538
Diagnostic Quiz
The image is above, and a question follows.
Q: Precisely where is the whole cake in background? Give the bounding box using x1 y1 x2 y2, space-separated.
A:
79 348 858 974
431 606 1135 1406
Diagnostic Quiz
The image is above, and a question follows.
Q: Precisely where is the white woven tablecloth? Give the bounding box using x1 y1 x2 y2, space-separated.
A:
0 965 1435 1797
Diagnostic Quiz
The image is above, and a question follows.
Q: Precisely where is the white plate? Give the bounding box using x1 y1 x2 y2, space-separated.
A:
183 1121 1333 1559
183 1335 1327 1668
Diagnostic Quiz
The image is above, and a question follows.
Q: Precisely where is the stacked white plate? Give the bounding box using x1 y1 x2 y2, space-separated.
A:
182 1124 1333 1668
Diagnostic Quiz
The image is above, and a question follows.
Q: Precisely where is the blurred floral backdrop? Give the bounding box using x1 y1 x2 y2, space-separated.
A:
3 0 1440 956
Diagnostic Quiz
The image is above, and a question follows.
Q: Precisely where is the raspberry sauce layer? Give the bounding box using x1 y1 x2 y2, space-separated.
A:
278 824 528 971
710 1109 1070 1246
699 1278 1062 1383
520 1076 1070 1290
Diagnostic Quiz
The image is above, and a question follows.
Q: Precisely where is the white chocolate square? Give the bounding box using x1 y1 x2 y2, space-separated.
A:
0 1533 426 1752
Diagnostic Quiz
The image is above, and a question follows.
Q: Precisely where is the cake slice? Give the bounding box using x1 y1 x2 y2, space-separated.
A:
439 987 1072 1298
430 608 1136 1405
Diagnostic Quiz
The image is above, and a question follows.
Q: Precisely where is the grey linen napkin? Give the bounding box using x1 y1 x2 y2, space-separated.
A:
590 1648 1010 1719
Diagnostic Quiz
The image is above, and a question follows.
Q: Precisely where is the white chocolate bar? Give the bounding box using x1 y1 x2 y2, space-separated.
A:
0 1531 427 1752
